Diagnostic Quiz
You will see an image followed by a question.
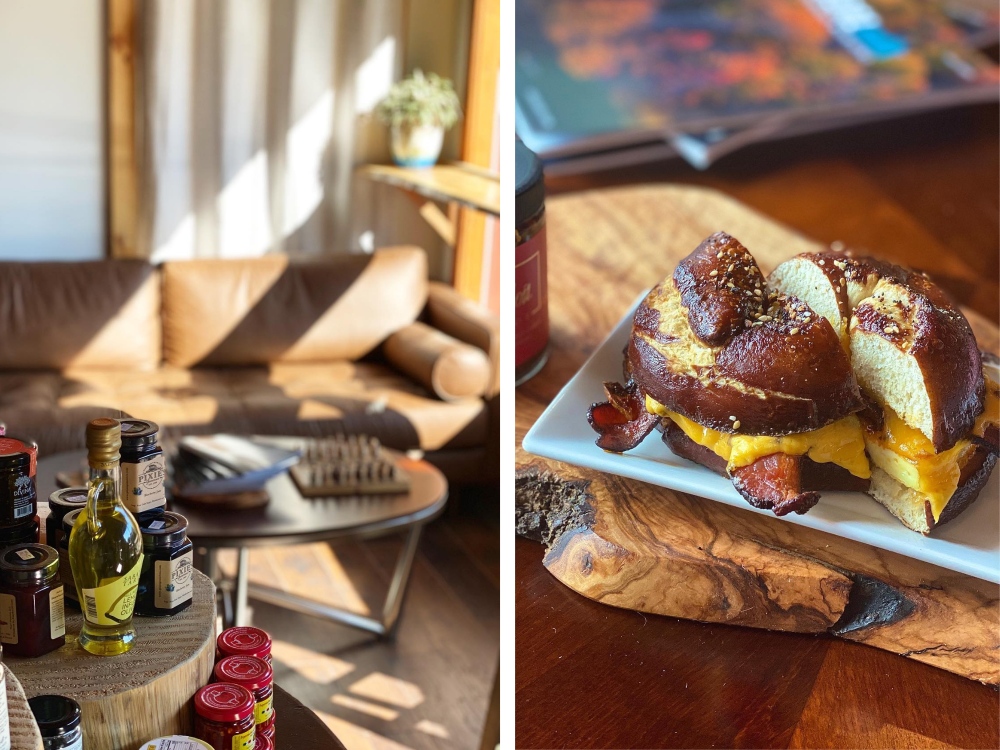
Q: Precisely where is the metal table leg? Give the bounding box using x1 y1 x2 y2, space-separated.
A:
246 525 424 637
234 547 250 627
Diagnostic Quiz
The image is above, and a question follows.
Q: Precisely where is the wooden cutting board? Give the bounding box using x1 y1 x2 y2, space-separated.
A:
516 184 1000 685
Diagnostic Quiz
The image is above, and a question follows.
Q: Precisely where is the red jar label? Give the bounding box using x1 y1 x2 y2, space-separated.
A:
515 225 549 368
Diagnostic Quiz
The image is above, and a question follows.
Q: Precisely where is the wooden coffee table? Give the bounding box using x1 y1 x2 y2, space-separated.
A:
36 451 448 636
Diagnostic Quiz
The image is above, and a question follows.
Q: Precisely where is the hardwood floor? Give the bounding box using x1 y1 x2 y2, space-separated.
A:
226 500 499 750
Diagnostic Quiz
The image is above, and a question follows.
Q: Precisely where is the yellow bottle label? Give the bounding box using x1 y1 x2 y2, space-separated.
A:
81 556 143 626
255 693 274 725
232 727 255 750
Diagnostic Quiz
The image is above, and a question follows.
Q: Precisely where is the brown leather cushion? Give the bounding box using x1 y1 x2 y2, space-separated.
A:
382 322 491 401
0 362 486 457
0 261 161 371
161 247 428 368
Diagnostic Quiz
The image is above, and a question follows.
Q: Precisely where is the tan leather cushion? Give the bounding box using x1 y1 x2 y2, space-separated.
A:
427 282 500 397
383 322 491 401
0 362 486 456
0 261 161 371
161 247 428 368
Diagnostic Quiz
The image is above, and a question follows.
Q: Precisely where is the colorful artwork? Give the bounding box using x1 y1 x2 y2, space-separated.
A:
516 0 999 155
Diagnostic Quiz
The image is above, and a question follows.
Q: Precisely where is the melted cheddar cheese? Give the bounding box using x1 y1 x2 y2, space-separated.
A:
646 396 871 479
863 377 999 522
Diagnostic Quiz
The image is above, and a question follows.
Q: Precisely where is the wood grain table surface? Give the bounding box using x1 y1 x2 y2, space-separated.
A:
515 103 1000 750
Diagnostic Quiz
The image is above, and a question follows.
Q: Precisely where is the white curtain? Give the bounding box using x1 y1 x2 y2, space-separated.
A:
137 0 406 261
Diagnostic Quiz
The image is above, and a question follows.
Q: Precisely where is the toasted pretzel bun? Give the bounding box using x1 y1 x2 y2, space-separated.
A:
628 233 864 436
770 252 984 451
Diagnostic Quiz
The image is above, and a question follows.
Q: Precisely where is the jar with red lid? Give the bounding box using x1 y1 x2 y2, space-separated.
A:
214 656 274 735
194 683 256 750
217 627 271 664
0 437 38 529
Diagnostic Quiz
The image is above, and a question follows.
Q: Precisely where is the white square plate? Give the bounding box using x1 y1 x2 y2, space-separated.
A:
523 295 1000 583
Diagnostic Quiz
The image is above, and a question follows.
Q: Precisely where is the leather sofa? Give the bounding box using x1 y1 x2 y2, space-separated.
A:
0 247 499 483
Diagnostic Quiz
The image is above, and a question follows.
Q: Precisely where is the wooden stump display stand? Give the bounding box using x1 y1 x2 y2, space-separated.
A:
6 669 43 750
7 571 216 750
516 185 1000 686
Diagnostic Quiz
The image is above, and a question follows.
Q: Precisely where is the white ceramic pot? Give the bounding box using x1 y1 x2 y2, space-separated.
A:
390 123 445 168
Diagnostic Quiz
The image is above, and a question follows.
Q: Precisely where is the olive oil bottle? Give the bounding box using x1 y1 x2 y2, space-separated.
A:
69 419 144 656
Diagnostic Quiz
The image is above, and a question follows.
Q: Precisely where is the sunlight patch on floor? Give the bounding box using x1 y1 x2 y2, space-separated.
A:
349 673 424 709
217 543 371 615
332 694 400 721
271 639 356 685
413 720 449 739
317 711 415 750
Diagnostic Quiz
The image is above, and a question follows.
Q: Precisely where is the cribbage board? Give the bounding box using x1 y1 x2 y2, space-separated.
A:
289 435 411 497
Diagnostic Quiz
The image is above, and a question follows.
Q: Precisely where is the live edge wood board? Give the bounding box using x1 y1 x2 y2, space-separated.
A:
7 571 216 750
516 185 1000 685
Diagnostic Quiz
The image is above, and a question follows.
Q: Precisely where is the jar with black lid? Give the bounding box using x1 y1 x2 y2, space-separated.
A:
0 544 65 657
137 511 193 616
58 510 82 609
0 519 39 552
515 138 549 385
119 419 166 521
28 694 82 750
0 437 38 529
45 488 88 549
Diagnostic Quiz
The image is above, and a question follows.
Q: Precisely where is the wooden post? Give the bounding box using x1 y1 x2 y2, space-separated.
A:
453 0 499 302
107 0 141 259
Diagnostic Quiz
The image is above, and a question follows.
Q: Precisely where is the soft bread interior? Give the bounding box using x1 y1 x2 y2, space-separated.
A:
767 257 846 338
849 281 935 443
868 466 935 534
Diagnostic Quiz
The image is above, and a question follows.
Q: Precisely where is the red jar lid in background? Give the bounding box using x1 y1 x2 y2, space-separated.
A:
194 683 254 723
214 655 273 691
0 438 37 477
217 626 271 660
256 732 274 750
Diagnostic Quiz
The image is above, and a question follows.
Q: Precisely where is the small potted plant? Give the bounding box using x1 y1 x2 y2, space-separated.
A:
376 70 462 168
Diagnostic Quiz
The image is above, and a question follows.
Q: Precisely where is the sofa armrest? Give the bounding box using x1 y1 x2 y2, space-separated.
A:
383 322 492 402
426 282 500 397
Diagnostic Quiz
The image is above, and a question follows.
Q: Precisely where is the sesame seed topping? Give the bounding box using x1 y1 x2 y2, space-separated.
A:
732 420 741 430
753 289 762 296
729 415 736 421
759 315 771 322
790 327 800 335
818 259 825 265
753 321 763 326
840 278 846 286
709 269 718 277
728 264 734 272
833 260 846 270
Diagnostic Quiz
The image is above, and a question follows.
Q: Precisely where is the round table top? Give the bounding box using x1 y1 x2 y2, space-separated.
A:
274 684 346 749
36 450 448 549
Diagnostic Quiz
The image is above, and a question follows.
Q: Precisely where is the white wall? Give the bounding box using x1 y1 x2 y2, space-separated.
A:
0 1 104 260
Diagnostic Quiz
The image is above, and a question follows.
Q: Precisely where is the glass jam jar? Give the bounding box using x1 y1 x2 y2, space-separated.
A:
119 419 167 521
194 683 256 750
255 732 273 750
214 656 274 735
0 544 65 657
0 438 38 528
137 511 193 617
217 627 272 664
515 138 549 385
45 488 87 549
27 694 82 750
58 510 82 609
0 518 39 553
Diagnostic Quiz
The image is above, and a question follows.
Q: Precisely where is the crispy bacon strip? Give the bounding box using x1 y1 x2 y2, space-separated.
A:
730 453 820 516
587 381 658 453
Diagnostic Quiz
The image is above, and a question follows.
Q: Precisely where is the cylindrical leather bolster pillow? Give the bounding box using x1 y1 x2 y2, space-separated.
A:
383 322 491 401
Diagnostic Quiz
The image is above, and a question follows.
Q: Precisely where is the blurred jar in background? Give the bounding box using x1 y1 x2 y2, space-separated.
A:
515 139 549 385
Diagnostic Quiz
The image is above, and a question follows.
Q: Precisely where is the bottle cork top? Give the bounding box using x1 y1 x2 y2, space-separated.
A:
86 418 121 469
